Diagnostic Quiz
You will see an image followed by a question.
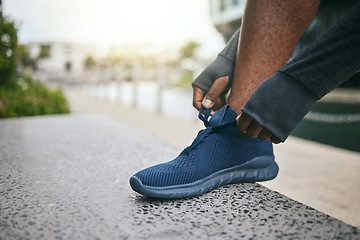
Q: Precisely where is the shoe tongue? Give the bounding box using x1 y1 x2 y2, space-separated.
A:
209 105 237 127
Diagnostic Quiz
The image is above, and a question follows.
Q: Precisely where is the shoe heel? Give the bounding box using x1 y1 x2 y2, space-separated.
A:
251 160 279 182
229 156 279 183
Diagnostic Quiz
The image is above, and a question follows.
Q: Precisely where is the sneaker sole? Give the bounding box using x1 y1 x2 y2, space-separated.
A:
130 155 278 199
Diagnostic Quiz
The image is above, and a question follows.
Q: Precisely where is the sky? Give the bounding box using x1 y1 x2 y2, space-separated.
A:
3 0 225 58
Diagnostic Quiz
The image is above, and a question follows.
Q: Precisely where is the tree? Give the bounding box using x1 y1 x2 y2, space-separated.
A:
179 41 200 59
38 45 50 59
84 55 96 70
0 16 18 85
16 44 37 71
0 12 70 118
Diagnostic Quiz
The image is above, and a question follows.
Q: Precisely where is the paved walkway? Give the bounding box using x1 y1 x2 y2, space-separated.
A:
65 88 360 228
1 113 358 239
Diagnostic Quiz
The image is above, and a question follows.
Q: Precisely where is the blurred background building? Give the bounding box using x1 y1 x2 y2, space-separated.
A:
209 0 246 41
28 42 95 82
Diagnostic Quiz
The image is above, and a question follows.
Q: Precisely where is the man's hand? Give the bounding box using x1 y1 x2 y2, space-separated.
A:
236 112 281 144
193 76 229 115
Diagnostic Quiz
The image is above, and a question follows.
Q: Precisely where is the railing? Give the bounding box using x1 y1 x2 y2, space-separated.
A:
32 60 198 119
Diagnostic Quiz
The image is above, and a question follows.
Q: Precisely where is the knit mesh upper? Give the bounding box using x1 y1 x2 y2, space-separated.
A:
133 105 272 188
134 152 199 187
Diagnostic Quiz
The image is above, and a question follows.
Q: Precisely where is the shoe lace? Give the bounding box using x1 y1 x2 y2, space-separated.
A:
183 107 236 153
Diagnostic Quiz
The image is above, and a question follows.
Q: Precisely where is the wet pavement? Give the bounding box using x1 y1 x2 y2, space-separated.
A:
0 114 359 239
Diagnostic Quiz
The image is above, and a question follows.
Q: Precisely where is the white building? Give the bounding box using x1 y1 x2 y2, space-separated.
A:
210 0 246 41
28 42 95 82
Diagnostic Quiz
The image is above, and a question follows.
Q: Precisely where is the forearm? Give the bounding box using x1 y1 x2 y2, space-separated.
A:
192 29 239 93
228 0 320 114
279 1 360 99
242 1 360 142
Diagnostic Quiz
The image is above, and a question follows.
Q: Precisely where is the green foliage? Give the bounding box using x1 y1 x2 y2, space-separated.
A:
0 17 69 118
180 41 200 59
0 16 18 85
16 44 36 69
84 55 96 70
0 75 70 118
38 45 51 59
173 71 193 88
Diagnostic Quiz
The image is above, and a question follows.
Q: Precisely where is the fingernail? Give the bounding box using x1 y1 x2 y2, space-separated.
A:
203 98 213 108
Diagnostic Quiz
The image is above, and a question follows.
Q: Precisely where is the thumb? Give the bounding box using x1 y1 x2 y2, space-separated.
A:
202 97 214 109
202 76 229 109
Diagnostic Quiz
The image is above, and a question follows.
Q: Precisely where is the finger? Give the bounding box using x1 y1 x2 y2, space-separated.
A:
202 76 229 109
271 136 282 144
258 128 272 141
236 113 253 133
246 121 263 138
192 87 205 111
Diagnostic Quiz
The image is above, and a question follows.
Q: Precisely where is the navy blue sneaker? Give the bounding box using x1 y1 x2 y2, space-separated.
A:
130 105 279 199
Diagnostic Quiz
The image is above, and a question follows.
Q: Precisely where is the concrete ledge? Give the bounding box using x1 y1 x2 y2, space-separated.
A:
0 114 359 239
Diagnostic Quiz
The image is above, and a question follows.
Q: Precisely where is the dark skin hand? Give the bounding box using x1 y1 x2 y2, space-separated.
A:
193 76 281 144
192 76 229 115
236 113 281 144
